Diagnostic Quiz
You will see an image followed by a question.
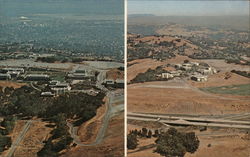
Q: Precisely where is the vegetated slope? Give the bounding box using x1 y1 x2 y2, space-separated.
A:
61 113 124 157
0 85 105 156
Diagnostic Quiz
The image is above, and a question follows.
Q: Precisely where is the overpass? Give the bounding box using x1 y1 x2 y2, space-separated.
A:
127 112 250 129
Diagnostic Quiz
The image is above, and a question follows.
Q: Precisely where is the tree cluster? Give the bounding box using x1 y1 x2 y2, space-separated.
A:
154 128 199 157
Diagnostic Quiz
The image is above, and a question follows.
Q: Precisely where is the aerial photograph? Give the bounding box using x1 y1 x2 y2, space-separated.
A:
0 0 124 157
127 1 250 157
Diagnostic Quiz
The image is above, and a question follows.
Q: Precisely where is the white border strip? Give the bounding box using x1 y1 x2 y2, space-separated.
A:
124 0 128 156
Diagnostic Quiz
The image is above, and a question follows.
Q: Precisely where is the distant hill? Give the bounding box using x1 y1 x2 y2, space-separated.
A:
128 15 249 31
128 14 156 17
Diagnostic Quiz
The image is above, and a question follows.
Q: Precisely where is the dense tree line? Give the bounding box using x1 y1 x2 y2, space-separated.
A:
0 116 15 154
155 128 199 157
231 70 250 78
127 127 199 157
0 134 11 153
36 57 58 63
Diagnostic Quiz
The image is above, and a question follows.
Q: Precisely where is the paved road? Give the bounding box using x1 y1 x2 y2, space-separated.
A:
127 112 250 129
67 71 124 146
128 112 250 125
67 91 124 146
6 120 33 157
30 82 41 91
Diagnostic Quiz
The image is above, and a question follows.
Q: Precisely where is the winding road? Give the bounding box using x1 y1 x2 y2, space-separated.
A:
67 71 124 146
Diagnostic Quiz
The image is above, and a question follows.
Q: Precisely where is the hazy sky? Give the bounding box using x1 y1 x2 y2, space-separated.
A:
128 0 249 16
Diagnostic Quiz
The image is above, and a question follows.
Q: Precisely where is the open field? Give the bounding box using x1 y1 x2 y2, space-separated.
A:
200 84 250 96
188 72 250 88
201 59 250 72
0 59 123 71
12 120 53 157
1 119 53 157
128 80 250 115
106 68 124 80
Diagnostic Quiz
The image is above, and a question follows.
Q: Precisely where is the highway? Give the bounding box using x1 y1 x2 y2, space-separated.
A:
127 112 250 129
6 120 33 157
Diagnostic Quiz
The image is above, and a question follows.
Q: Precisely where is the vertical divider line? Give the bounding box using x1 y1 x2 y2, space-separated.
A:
124 0 128 156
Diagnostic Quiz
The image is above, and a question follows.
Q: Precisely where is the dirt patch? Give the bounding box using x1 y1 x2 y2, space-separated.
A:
201 59 250 72
0 81 26 89
186 132 250 157
1 120 26 156
106 68 124 80
188 72 250 88
12 119 53 157
128 82 250 115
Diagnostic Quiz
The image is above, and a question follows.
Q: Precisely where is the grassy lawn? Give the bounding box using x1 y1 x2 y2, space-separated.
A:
50 72 66 81
200 84 250 96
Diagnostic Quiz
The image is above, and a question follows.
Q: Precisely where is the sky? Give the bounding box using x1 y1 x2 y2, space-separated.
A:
0 0 124 17
128 0 249 16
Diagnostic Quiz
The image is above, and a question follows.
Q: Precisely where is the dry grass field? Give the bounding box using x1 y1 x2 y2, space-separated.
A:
128 79 250 115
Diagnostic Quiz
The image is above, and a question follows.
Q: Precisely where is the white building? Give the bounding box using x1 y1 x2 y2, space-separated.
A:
191 75 208 82
0 73 11 80
51 83 71 95
105 79 115 85
162 73 173 79
3 68 25 74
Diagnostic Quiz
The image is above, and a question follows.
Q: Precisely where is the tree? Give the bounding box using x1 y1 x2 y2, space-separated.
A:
0 135 11 152
153 130 160 137
183 132 200 153
147 130 152 138
127 133 138 149
154 128 199 157
142 128 148 137
1 116 16 135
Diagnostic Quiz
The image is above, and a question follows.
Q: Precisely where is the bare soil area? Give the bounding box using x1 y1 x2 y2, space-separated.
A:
1 120 26 157
188 72 250 88
128 81 250 115
106 68 124 80
202 59 250 72
0 81 26 89
12 119 53 157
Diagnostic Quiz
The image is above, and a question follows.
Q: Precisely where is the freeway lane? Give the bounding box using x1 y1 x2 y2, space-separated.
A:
127 112 250 129
128 112 250 125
